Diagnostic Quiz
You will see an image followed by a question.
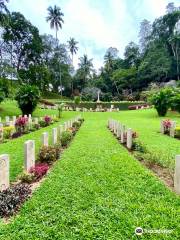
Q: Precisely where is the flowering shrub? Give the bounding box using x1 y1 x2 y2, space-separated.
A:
61 130 73 147
15 116 28 133
3 126 15 139
162 119 172 134
175 126 180 138
30 163 49 180
44 116 52 126
38 146 58 164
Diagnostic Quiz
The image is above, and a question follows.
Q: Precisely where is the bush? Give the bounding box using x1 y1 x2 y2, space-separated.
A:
170 92 180 113
44 116 52 126
61 131 73 147
72 121 81 129
19 172 34 183
150 88 173 116
3 126 15 139
15 85 40 115
30 163 49 180
0 184 31 217
38 146 58 164
15 116 28 133
74 96 81 105
57 103 64 118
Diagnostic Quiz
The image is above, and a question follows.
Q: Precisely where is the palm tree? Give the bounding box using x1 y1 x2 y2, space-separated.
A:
67 37 78 64
67 38 78 95
46 5 64 42
78 54 93 83
46 5 64 97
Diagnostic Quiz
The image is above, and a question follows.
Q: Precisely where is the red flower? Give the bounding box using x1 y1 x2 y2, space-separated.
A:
29 163 49 180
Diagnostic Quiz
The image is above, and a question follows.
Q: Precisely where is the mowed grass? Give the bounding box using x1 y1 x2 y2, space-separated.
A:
111 109 180 170
0 113 180 239
0 110 77 181
0 100 59 119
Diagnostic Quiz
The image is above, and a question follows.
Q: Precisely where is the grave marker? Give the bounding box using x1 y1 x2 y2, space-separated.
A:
0 154 9 191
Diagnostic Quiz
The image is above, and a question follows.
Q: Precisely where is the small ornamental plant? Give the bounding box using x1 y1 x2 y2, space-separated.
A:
175 126 180 139
38 146 58 164
3 126 15 139
30 163 49 181
162 119 172 134
44 116 52 126
15 116 28 133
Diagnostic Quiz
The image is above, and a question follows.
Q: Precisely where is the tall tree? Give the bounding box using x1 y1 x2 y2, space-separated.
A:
46 5 64 41
0 0 9 25
67 37 78 64
46 5 64 97
124 42 140 68
139 19 152 53
78 54 93 87
104 47 118 72
67 37 78 94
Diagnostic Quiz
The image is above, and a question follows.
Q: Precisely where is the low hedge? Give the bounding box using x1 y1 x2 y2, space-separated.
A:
55 101 145 110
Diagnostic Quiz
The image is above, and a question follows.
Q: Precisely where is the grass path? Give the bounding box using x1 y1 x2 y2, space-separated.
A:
0 113 180 239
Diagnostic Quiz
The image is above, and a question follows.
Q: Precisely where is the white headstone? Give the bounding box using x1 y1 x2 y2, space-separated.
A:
34 118 38 124
5 116 9 123
121 125 126 143
127 128 133 149
0 154 9 191
117 123 121 138
170 121 176 137
52 128 58 145
174 155 180 194
24 140 35 172
13 116 16 124
59 125 63 137
0 123 3 141
160 120 165 134
42 132 48 146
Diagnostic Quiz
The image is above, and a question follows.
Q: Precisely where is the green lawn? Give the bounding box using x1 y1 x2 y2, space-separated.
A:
0 100 59 119
112 109 180 169
0 112 180 239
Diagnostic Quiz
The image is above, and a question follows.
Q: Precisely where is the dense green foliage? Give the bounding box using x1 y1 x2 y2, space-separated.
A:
15 85 40 115
0 112 180 238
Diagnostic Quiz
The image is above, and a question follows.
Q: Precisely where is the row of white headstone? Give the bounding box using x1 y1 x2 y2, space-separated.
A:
160 120 176 137
108 119 133 149
0 114 58 140
0 115 81 192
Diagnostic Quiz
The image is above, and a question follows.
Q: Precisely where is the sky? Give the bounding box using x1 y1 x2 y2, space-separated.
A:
8 0 180 70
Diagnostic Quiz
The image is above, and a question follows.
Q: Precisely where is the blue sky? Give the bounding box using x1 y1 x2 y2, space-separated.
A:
8 0 180 70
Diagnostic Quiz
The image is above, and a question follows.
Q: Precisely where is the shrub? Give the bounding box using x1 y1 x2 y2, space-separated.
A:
3 126 15 139
11 132 22 139
61 131 73 147
175 126 180 138
38 146 58 164
150 88 173 116
44 116 52 126
170 92 180 113
19 172 34 183
72 121 81 129
15 85 40 115
39 120 47 128
0 184 31 217
74 96 81 105
15 116 28 133
162 119 172 134
30 163 49 180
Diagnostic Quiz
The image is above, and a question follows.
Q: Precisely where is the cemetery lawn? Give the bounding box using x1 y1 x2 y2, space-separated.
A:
0 113 180 239
0 110 77 181
113 109 180 170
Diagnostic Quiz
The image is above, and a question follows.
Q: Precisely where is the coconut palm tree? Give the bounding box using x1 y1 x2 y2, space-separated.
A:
46 5 64 42
67 38 78 95
46 5 64 97
67 37 78 64
78 54 93 83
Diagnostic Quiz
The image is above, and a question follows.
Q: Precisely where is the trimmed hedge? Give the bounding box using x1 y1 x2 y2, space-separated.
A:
55 101 145 110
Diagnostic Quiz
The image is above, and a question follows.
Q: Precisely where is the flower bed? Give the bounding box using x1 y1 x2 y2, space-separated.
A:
161 119 180 139
0 115 58 144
